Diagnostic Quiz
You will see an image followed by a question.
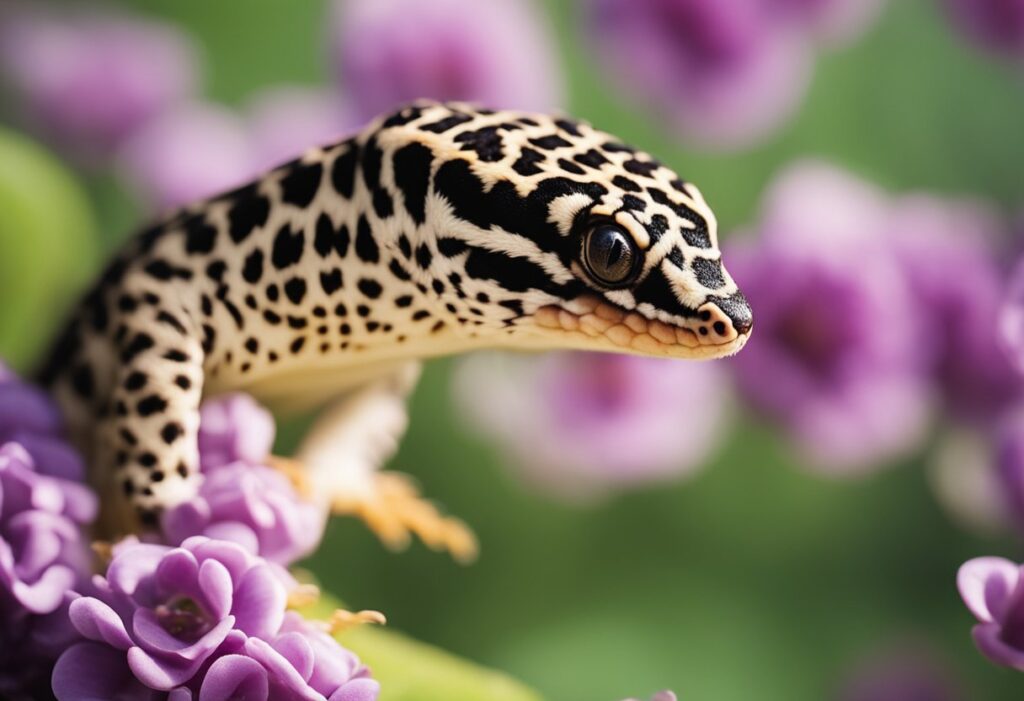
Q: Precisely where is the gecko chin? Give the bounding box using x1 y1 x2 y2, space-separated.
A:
524 293 752 361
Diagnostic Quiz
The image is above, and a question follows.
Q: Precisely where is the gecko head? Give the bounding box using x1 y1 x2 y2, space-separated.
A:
375 101 752 360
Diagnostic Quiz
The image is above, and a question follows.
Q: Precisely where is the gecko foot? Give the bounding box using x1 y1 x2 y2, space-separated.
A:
333 472 478 564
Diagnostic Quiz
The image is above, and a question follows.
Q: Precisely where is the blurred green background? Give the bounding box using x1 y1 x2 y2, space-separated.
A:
4 1 1024 699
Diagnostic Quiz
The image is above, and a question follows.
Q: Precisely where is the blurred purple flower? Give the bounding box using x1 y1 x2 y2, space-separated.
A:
586 0 813 150
117 102 256 211
164 394 326 566
52 536 377 699
889 195 1019 423
332 0 564 123
1000 255 1024 377
196 394 275 472
623 693 677 701
0 10 199 164
728 161 930 473
455 352 728 500
958 555 1024 670
995 410 1024 536
836 645 961 701
247 86 360 173
943 0 1024 59
761 0 888 47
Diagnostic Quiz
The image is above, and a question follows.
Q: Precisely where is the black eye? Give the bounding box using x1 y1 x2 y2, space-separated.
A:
583 223 639 286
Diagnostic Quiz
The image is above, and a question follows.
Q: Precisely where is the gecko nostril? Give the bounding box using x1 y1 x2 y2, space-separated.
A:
713 321 726 336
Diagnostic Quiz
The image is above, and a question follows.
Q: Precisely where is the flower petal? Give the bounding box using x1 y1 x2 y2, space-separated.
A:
198 654 270 701
69 596 133 649
958 557 1019 622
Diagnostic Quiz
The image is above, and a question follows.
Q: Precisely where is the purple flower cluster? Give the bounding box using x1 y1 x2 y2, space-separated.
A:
584 0 886 150
728 160 1019 473
162 394 326 567
52 536 378 701
958 556 1024 670
0 366 97 698
943 0 1024 61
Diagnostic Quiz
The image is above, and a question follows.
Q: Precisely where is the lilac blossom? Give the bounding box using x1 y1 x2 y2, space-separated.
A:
455 352 728 500
117 102 256 211
727 161 930 473
0 10 199 164
52 536 377 700
163 394 326 566
585 0 813 150
943 0 1024 59
958 556 1024 670
331 0 564 123
888 195 1019 423
0 365 97 696
247 86 360 173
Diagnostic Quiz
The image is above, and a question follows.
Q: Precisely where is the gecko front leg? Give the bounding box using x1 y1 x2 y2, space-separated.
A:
96 296 205 534
290 362 477 562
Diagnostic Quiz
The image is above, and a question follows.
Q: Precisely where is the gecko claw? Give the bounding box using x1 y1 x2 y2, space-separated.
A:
333 472 479 564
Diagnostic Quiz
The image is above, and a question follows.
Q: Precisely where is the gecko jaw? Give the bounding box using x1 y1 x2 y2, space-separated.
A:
530 295 750 360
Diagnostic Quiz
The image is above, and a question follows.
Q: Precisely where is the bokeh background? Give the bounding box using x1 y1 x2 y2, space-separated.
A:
2 1 1024 699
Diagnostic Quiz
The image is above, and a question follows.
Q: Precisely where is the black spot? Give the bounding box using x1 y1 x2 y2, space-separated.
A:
624 159 659 177
123 479 135 496
284 278 307 304
184 215 217 254
290 337 306 354
420 113 472 133
244 294 258 310
242 249 264 283
320 269 343 295
388 260 411 281
314 214 350 258
356 305 371 317
398 234 412 259
164 349 189 363
555 118 583 136
266 284 279 302
151 470 165 483
437 237 468 257
70 364 93 399
647 189 710 248
714 321 727 335
557 158 586 175
512 148 545 176
499 299 524 318
206 260 227 281
395 295 413 307
144 259 192 281
633 268 697 319
121 333 155 363
692 257 726 289
372 187 393 218
200 295 213 316
268 351 279 362
280 161 324 207
245 338 259 353
313 306 327 317
201 324 216 353
415 244 433 269
529 134 572 150
645 214 669 243
263 309 281 325
272 224 305 269
137 394 167 416
340 323 351 335
156 311 187 334
613 175 641 192
174 375 191 390
124 371 147 391
455 126 505 162
355 216 379 263
393 143 433 224
575 149 609 168
358 278 382 298
621 195 646 211
228 187 271 242
331 142 359 199
138 451 157 467
432 280 445 295
602 140 635 153
667 246 685 268
411 310 430 321
287 316 308 329
118 295 137 312
366 321 380 332
463 245 580 298
334 303 348 316
177 462 189 478
382 104 423 127
361 136 384 196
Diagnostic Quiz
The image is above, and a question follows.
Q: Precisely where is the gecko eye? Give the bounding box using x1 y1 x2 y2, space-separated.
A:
582 222 640 287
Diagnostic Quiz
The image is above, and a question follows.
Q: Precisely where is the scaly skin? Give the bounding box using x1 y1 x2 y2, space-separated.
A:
37 101 752 544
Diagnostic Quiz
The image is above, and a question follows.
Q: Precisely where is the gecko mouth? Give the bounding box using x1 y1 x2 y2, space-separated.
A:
531 294 750 360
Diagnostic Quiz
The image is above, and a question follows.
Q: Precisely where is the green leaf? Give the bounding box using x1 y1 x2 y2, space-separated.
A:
0 128 98 372
311 594 543 701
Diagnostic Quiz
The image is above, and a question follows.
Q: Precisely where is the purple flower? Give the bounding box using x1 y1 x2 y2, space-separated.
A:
246 86 360 173
958 555 1024 670
994 410 1024 535
196 394 275 473
331 0 564 123
455 352 728 500
117 102 256 211
889 195 1019 423
585 0 813 150
728 161 930 473
836 645 961 701
52 536 377 699
1000 255 1024 377
163 394 326 566
942 0 1024 59
0 374 85 483
760 0 888 47
0 10 199 164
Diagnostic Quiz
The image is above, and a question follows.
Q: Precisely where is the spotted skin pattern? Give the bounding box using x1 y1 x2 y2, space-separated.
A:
38 101 752 532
